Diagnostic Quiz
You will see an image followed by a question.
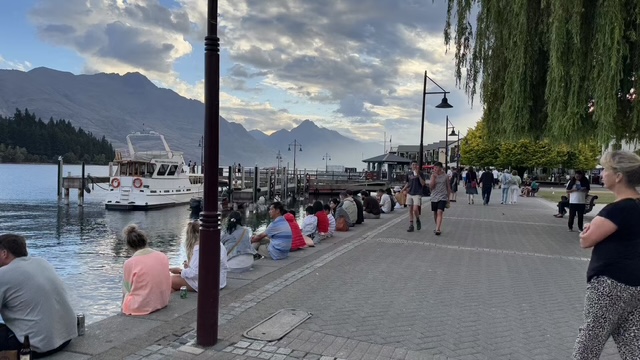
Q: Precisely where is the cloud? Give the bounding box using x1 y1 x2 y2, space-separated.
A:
27 0 483 145
0 55 33 71
29 0 194 91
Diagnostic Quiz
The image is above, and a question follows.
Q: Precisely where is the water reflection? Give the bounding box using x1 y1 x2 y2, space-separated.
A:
0 164 325 324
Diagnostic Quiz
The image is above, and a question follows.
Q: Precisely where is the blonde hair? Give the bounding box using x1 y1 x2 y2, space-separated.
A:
185 221 200 263
123 224 148 251
600 151 640 187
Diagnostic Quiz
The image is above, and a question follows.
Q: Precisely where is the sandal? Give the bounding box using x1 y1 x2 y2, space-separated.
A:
435 230 441 236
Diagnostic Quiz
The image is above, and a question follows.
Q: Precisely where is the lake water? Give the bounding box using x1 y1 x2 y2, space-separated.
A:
0 163 309 324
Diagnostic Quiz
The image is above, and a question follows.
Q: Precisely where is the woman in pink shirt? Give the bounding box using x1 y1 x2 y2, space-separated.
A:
122 224 171 316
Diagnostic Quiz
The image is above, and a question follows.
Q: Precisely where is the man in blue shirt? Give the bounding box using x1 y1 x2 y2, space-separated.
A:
401 161 426 232
251 202 292 260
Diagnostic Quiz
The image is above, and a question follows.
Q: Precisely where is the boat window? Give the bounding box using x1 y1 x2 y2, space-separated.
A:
147 164 156 177
157 164 169 176
167 165 178 176
164 190 170 193
150 190 157 193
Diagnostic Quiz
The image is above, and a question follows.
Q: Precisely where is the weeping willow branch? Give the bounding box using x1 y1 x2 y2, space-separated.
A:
444 0 640 146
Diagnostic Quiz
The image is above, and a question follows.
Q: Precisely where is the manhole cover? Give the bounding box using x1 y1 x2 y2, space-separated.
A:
243 308 312 341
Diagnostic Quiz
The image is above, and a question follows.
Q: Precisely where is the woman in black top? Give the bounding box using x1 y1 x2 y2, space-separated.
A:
573 151 640 359
464 167 478 204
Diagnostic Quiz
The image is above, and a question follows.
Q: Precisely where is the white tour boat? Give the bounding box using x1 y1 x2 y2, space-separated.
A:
105 132 203 210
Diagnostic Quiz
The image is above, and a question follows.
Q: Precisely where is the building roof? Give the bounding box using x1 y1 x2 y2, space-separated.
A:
362 153 412 164
396 138 463 152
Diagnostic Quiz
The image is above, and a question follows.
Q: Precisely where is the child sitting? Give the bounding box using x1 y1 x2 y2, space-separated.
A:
324 204 335 237
301 205 318 241
553 195 570 218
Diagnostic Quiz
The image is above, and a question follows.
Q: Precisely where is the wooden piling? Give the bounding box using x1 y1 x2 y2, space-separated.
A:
79 162 85 207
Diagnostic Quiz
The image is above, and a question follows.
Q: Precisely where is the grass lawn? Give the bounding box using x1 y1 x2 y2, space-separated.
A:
536 190 617 204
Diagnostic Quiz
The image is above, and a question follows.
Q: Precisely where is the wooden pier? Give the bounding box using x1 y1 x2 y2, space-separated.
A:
58 162 405 206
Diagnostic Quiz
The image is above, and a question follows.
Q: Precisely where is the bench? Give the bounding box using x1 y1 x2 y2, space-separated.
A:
585 195 599 214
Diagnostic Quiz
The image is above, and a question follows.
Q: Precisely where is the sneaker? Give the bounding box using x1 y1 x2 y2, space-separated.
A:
407 224 414 232
253 253 265 260
568 229 574 232
416 218 421 230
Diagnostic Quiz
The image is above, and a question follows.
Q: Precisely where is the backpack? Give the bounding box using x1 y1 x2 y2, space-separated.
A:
389 194 396 212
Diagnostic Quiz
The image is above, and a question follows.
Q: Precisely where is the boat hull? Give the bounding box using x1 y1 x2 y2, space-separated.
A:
105 178 203 211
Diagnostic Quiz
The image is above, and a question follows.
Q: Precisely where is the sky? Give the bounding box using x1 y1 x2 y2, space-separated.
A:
0 0 483 147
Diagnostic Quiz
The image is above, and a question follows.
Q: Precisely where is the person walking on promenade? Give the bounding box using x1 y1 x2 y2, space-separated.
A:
572 151 640 359
464 167 478 204
479 167 494 205
567 170 591 232
402 161 426 232
449 167 459 202
430 162 451 235
509 170 522 204
0 234 77 357
499 169 513 204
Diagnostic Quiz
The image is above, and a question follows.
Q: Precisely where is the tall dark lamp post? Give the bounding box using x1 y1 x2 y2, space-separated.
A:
322 153 331 172
419 70 453 170
288 140 302 194
455 130 460 170
276 150 283 174
197 0 221 347
444 116 457 171
198 135 204 174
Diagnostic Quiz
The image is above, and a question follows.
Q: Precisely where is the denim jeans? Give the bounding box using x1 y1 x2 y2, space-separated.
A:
501 187 510 203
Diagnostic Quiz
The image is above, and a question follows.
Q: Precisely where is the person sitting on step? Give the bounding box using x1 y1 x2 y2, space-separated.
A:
554 196 570 218
301 206 318 242
361 190 381 219
250 202 293 260
221 211 254 272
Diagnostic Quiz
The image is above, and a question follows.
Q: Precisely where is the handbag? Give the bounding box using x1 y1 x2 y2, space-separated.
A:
336 217 349 232
471 180 477 188
227 228 247 259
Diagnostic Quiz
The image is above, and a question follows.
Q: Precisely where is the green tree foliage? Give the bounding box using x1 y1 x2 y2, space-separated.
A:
459 121 499 167
444 0 640 145
461 120 600 170
0 109 115 164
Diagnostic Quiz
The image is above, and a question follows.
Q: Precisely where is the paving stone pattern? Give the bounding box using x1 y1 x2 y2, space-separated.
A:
115 196 624 359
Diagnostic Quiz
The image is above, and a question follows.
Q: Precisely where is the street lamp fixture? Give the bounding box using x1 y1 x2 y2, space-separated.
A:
288 140 302 194
419 70 453 170
322 153 331 172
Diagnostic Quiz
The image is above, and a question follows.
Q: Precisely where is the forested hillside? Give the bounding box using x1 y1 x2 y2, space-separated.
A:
0 109 115 164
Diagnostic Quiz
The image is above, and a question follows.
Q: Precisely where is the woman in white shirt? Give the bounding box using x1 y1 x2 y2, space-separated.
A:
170 221 228 291
377 189 392 213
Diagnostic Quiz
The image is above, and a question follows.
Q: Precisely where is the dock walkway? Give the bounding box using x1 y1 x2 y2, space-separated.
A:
49 193 623 360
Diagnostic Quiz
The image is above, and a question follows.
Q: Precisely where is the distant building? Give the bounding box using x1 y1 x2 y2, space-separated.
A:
392 138 463 166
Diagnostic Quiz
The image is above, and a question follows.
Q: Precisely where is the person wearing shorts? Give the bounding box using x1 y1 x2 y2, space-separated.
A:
402 161 426 232
430 162 451 235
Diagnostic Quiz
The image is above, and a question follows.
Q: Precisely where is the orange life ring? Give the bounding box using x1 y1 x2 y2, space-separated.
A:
111 178 120 188
133 177 143 189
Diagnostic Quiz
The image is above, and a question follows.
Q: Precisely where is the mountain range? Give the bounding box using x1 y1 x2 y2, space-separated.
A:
0 67 380 168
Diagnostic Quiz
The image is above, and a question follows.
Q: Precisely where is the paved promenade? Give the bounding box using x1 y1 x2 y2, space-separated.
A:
52 193 623 360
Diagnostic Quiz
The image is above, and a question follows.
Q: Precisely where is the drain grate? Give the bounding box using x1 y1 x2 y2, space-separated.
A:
243 308 312 341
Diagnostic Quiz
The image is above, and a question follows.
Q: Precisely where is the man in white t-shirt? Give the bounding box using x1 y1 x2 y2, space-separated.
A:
0 234 77 357
566 171 590 231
